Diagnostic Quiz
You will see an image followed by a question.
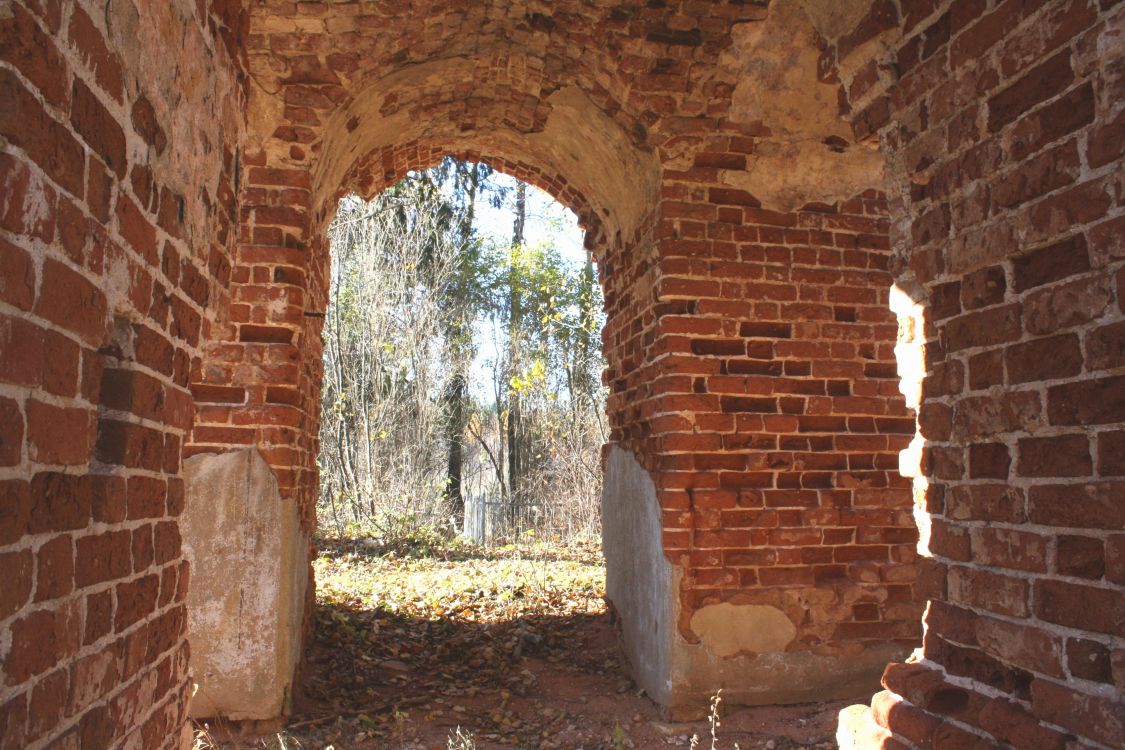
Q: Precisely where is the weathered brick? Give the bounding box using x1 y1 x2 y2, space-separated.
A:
945 484 1026 524
959 265 1005 310
948 565 1028 617
0 237 37 311
1028 481 1125 530
1047 375 1125 425
0 550 33 621
26 400 94 466
66 4 123 101
0 479 32 545
971 527 1047 573
976 615 1063 677
1006 333 1082 384
0 396 24 467
943 304 1020 351
1086 214 1125 269
1 1 1121 747
153 521 181 565
69 77 127 178
1035 578 1124 636
978 695 1070 750
991 141 1079 211
988 50 1074 132
0 151 57 242
33 535 73 602
26 667 67 741
0 4 69 107
94 419 166 471
1016 433 1091 477
968 442 1009 479
5 603 80 682
28 474 91 532
1023 274 1111 336
127 476 166 520
34 258 108 344
0 68 85 197
967 350 1003 391
1086 104 1125 169
100 368 167 422
114 575 160 632
1084 320 1125 371
238 324 293 344
68 650 118 717
115 194 159 264
78 703 115 749
75 530 132 588
1012 234 1090 292
1066 638 1111 683
1030 678 1125 746
0 694 27 748
1098 430 1125 476
130 95 167 155
1056 535 1105 580
1009 81 1095 161
952 390 1040 439
83 590 113 645
89 474 127 524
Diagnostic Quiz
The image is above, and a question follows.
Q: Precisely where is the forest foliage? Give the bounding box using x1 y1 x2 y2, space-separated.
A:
318 159 607 544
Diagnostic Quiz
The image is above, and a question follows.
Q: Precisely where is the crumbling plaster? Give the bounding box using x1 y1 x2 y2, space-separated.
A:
104 0 243 254
708 0 886 212
307 63 661 247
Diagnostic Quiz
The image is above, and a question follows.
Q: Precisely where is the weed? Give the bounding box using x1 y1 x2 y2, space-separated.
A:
447 726 477 749
613 722 631 749
689 691 740 750
191 723 215 750
192 722 304 750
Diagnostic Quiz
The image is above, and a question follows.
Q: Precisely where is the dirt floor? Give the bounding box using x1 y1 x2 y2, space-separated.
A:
193 539 858 750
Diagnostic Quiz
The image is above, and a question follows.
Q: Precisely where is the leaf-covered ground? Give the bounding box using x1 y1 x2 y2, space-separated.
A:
195 540 845 750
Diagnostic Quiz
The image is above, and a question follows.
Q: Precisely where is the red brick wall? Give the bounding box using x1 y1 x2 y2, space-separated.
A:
6 0 1122 746
186 150 320 528
842 0 1125 746
197 0 923 667
0 0 245 747
107 0 921 732
646 180 921 648
196 151 919 709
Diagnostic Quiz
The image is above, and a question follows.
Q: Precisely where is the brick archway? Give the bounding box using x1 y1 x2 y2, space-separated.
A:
3 1 1122 747
183 0 924 716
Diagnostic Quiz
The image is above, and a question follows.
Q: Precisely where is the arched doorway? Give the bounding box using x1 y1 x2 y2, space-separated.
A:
5 2 1123 749
183 2 921 723
184 63 671 718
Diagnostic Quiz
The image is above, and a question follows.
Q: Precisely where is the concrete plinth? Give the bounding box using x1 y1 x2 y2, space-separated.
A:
182 448 310 721
602 445 677 705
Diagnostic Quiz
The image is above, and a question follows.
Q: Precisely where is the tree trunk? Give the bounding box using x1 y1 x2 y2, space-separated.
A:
507 181 527 528
443 162 482 529
444 373 467 527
